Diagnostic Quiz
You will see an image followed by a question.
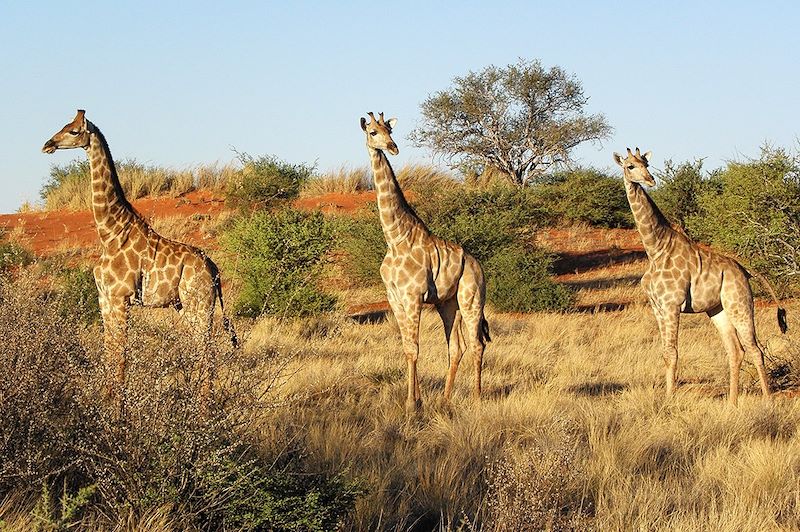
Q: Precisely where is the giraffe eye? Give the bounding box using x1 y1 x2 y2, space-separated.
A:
627 165 634 170
370 131 377 136
69 130 79 136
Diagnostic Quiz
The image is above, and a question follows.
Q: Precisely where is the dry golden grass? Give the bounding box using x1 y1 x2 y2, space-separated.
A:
43 162 237 211
395 163 459 191
239 300 800 530
3 262 799 530
301 166 372 197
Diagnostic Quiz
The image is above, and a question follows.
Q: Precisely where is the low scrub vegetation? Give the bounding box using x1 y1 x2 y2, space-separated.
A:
533 168 632 228
301 165 372 197
225 152 314 210
686 147 800 289
0 271 362 530
0 241 33 272
331 183 573 311
221 207 336 317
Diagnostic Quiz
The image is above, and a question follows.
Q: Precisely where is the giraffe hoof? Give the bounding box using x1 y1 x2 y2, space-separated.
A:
405 399 423 414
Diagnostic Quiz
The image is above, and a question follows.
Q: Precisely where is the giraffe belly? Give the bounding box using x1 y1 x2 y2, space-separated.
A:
138 271 179 307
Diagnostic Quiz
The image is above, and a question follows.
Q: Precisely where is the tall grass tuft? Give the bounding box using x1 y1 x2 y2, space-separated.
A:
40 158 236 211
301 165 372 197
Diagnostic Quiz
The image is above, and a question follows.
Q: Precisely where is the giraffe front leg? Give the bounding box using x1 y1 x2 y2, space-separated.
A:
104 302 129 413
654 304 681 397
94 268 128 414
389 292 423 413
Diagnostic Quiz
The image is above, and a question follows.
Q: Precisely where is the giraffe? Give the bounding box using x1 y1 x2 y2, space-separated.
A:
613 147 787 405
42 110 238 409
361 112 491 412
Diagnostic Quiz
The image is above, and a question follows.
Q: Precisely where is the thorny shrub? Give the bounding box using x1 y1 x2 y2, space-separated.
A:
484 424 593 531
0 271 362 530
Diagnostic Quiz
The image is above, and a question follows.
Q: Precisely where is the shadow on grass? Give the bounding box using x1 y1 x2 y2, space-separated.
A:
553 248 647 275
568 381 628 397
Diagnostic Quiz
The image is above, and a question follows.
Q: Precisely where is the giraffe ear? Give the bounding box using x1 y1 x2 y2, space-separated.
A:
360 117 368 131
643 150 653 162
387 118 398 129
612 152 624 166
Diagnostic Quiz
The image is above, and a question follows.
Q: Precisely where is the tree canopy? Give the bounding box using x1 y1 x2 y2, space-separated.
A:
409 59 612 186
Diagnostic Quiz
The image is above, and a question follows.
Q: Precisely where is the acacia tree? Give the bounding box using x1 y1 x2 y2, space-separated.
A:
409 59 612 186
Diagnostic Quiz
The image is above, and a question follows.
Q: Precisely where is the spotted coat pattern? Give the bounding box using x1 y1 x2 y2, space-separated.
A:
361 112 490 412
614 147 782 405
43 110 237 410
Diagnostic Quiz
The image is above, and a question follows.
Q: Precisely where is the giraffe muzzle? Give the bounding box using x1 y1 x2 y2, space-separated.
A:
387 143 399 155
42 140 57 154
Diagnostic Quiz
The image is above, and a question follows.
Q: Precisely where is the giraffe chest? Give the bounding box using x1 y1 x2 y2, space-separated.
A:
381 242 463 302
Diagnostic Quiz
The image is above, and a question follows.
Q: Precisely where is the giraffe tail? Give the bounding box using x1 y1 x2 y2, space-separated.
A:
751 271 788 334
208 258 240 348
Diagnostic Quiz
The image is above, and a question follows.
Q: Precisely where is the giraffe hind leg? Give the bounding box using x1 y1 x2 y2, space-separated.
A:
178 274 217 409
728 309 772 402
437 297 463 401
709 308 746 406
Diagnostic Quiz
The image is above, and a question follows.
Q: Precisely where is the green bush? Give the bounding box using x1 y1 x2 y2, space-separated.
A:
221 465 364 531
485 245 574 312
685 147 800 288
651 159 718 229
533 168 632 228
222 208 336 317
331 209 386 287
332 184 571 311
0 242 33 272
56 266 101 325
413 184 548 262
40 159 92 207
226 153 314 210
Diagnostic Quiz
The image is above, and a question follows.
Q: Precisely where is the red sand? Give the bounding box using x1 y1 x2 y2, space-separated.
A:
0 190 226 255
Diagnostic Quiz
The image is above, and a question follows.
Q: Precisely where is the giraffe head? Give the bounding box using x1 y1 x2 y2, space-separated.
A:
42 110 91 154
613 147 656 187
360 112 399 155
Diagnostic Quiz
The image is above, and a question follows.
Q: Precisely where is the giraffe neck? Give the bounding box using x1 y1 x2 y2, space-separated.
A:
624 180 673 260
86 122 136 244
368 147 427 245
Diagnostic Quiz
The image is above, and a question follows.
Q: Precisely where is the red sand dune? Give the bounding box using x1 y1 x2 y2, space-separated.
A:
0 190 226 255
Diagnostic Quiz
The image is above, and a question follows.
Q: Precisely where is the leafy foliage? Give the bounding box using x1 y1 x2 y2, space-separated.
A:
485 245 574 312
534 168 632 228
412 184 548 262
409 58 611 186
685 147 800 287
0 241 34 272
40 158 207 210
226 152 314 210
651 159 717 229
0 273 87 496
222 208 336 317
331 209 387 287
0 272 363 529
332 183 572 311
56 266 101 325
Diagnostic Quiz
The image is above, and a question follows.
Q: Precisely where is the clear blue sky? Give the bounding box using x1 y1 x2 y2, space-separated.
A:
1 1 798 213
